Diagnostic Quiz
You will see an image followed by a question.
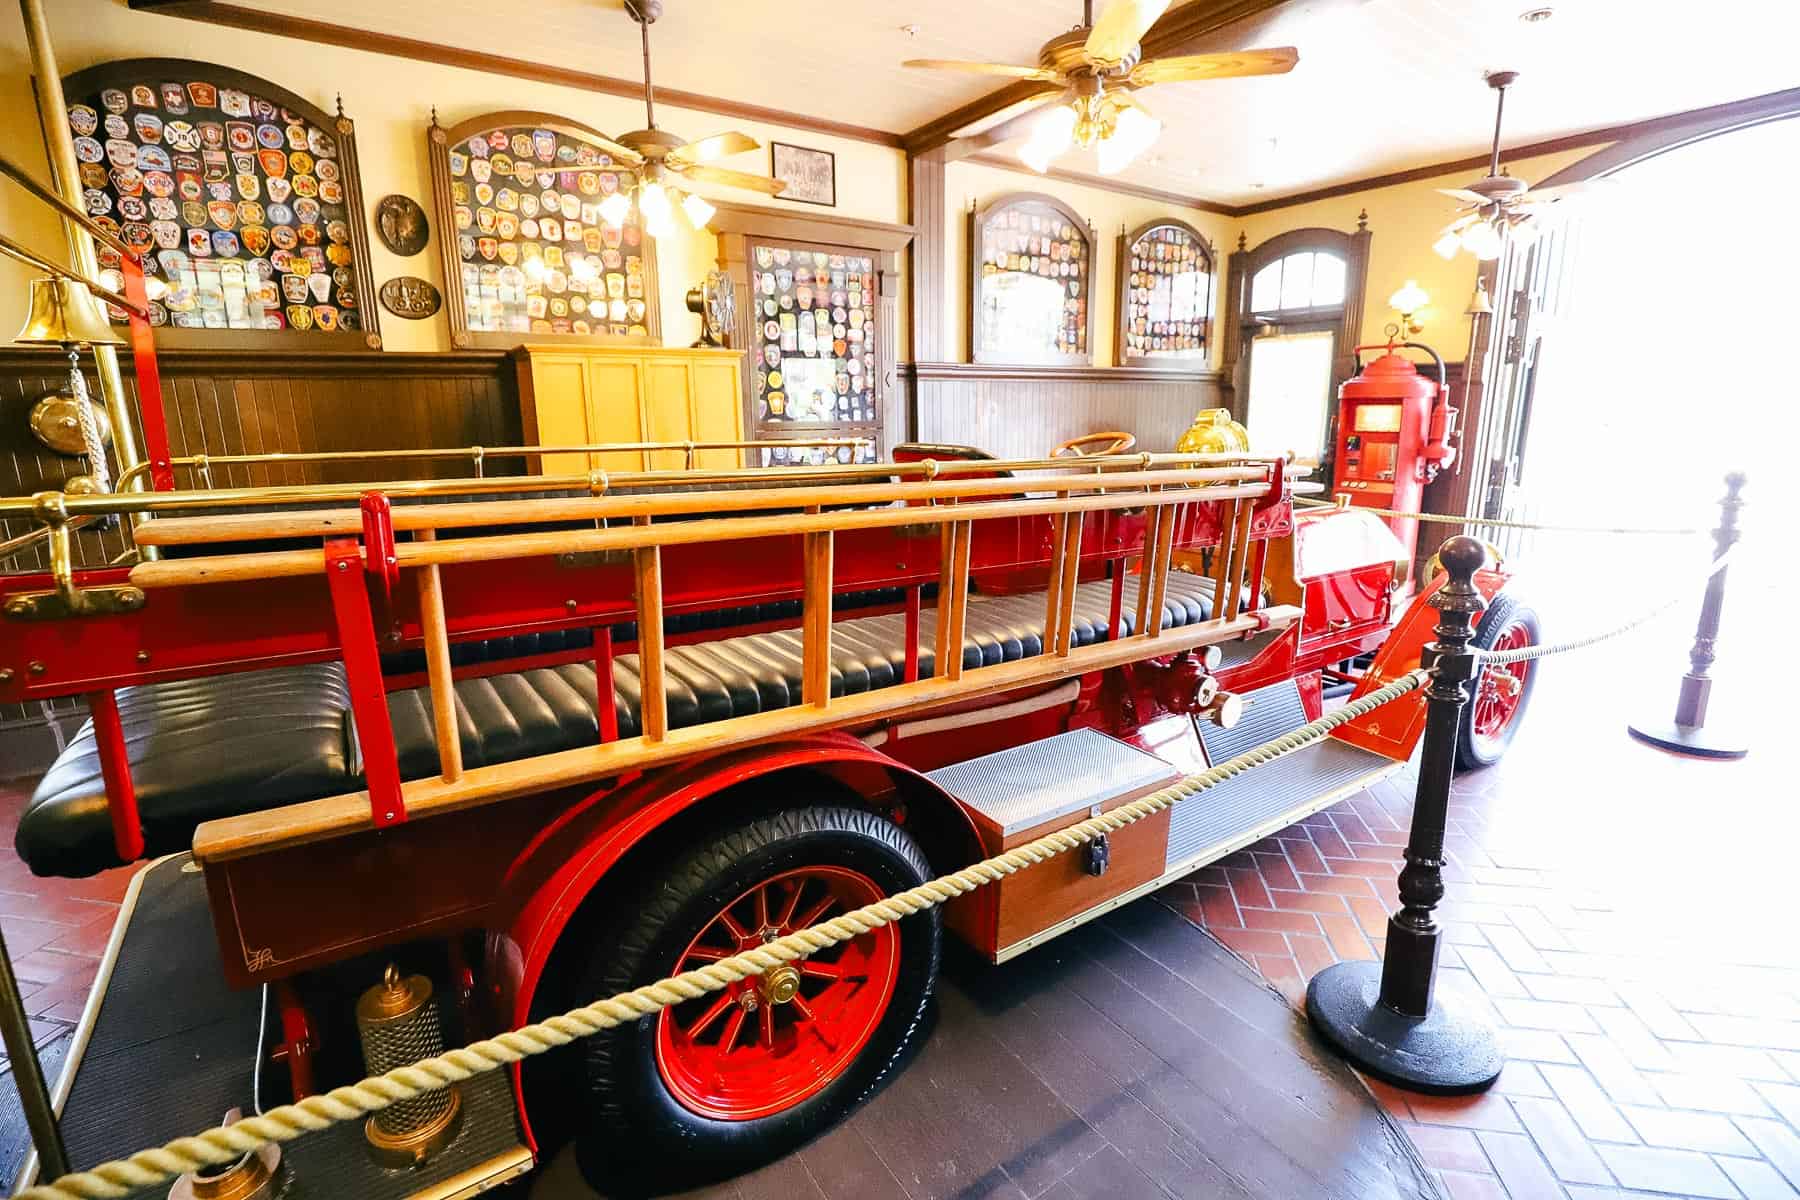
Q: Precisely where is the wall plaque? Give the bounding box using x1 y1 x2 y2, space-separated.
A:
379 275 441 319
375 194 429 256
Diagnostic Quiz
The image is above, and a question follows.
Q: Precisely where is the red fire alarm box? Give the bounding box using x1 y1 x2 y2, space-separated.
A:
1332 341 1456 570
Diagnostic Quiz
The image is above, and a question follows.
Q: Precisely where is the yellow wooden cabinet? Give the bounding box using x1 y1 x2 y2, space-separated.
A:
512 345 746 476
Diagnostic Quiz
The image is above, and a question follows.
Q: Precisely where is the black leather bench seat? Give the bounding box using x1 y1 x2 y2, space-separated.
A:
19 572 1247 877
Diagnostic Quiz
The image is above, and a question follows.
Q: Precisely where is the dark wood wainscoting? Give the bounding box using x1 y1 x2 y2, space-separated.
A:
0 349 521 570
0 349 520 743
904 362 1224 459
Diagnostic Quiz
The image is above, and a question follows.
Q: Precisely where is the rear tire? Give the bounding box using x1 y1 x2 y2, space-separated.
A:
572 805 939 1190
1456 594 1540 771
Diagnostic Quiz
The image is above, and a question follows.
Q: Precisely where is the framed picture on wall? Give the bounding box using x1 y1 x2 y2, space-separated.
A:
426 109 660 349
770 142 836 207
1114 218 1214 368
62 56 382 350
969 192 1094 366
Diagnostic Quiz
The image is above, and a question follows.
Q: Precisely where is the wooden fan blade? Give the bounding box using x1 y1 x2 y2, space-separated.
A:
1437 187 1490 205
590 135 646 165
955 90 1070 149
1439 213 1479 235
902 59 1061 81
665 131 760 172
1129 46 1297 87
1517 180 1600 205
1084 0 1173 67
680 163 788 195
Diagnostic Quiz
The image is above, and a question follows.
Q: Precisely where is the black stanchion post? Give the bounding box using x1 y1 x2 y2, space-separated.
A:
0 922 71 1180
1306 536 1501 1094
1629 471 1748 759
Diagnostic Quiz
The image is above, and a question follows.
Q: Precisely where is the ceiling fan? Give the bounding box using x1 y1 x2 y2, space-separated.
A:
1433 70 1597 260
903 0 1298 175
583 0 787 238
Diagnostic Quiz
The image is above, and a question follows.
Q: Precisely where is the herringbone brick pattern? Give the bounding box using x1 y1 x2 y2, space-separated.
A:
1160 644 1795 1200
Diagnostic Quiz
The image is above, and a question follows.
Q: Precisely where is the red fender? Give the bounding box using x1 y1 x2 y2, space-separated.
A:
485 731 980 1150
1330 567 1509 761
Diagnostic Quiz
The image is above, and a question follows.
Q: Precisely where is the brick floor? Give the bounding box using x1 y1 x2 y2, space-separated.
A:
1159 634 1795 1199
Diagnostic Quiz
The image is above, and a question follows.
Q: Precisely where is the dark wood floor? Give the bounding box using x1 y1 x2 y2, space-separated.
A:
0 888 1433 1198
533 900 1438 1200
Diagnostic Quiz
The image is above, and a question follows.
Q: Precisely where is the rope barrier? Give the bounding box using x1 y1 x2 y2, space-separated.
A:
1292 496 1704 537
17 670 1429 1200
1474 545 1737 668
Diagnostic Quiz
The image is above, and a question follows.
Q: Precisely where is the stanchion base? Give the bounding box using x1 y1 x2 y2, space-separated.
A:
1305 960 1502 1096
1627 720 1748 760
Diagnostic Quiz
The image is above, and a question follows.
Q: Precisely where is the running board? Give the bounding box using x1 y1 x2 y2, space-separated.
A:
15 856 532 1200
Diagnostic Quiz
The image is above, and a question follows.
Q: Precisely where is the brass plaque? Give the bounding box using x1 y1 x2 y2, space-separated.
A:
379 276 442 320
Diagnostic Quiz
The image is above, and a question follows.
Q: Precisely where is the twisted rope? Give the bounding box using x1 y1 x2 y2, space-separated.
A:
1293 496 1702 537
18 671 1427 1200
1475 546 1738 668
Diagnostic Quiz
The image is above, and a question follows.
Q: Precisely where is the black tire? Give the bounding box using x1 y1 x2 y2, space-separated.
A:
1456 594 1541 771
572 805 939 1191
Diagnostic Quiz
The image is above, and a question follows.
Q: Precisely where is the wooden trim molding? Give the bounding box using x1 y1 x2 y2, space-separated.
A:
964 154 1237 215
708 200 914 251
1534 85 1800 188
0 347 509 378
904 361 1219 386
1232 83 1800 216
134 2 906 149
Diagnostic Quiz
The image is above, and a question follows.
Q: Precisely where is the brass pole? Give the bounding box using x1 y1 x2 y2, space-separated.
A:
20 0 147 497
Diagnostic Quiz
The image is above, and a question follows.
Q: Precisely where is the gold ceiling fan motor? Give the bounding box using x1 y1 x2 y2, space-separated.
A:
355 965 463 1168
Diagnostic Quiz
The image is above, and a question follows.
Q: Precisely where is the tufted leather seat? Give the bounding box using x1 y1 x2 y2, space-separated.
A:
18 573 1245 877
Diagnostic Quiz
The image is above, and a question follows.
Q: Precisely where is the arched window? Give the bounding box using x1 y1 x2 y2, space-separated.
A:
1222 224 1371 471
1249 251 1347 315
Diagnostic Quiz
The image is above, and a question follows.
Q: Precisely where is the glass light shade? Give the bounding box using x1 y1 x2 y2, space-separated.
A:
637 181 672 227
1461 220 1504 260
681 191 716 229
1432 230 1463 260
1018 104 1077 173
597 191 632 228
1388 279 1430 314
1095 105 1161 176
643 208 675 241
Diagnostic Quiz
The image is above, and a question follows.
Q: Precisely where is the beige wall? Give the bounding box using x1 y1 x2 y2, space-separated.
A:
1233 149 1595 352
0 0 908 352
941 158 1235 367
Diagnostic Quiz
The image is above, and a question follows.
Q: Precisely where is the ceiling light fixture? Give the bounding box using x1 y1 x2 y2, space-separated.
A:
1519 7 1554 22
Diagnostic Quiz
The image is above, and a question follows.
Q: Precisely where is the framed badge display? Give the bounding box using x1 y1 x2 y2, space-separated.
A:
428 110 660 350
708 201 911 463
742 237 879 464
969 193 1093 366
1115 218 1213 367
61 58 382 349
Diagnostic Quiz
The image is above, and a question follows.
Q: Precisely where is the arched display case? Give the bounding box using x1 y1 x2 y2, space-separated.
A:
968 192 1093 367
427 109 659 350
61 57 381 349
1113 217 1213 367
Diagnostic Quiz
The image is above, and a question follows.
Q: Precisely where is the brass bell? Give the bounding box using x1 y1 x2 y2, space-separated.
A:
14 276 123 347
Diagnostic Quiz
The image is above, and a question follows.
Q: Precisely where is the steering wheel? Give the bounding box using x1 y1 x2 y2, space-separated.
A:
1051 431 1137 458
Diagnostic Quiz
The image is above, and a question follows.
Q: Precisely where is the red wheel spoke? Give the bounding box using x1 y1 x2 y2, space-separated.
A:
685 992 735 1039
794 893 836 931
721 1005 749 1052
655 865 903 1122
776 879 804 929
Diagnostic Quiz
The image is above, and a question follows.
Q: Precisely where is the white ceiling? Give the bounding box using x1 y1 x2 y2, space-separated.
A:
231 0 1800 205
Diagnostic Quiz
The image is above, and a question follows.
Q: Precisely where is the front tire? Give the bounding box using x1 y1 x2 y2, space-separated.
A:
574 805 939 1189
1456 594 1540 771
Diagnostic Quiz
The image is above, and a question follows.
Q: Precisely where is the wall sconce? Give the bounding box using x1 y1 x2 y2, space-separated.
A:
1388 279 1430 336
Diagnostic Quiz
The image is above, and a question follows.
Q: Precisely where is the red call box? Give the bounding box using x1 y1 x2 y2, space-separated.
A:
1332 342 1457 570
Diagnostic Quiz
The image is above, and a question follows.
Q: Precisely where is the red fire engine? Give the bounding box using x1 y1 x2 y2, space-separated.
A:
2 411 1540 1195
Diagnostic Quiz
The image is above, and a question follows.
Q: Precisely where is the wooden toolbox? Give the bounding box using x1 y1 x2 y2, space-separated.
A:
931 729 1180 961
